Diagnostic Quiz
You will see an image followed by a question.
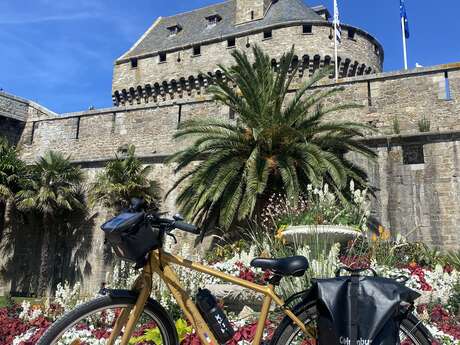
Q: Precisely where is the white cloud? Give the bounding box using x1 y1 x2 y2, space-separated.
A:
0 12 101 25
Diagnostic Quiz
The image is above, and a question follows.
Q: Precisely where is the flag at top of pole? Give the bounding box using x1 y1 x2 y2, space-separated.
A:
400 0 410 39
400 0 410 69
333 0 341 81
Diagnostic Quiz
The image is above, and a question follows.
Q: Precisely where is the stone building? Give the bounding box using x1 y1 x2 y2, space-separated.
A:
0 0 459 295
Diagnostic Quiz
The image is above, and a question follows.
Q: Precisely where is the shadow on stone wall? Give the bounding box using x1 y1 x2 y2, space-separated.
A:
0 206 96 297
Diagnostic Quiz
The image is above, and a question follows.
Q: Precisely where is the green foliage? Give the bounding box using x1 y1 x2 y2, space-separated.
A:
345 231 449 269
0 136 26 203
243 221 339 299
262 181 370 232
129 319 192 345
167 46 376 232
205 239 250 263
448 281 460 316
16 151 84 215
446 251 460 270
418 115 431 132
89 145 160 212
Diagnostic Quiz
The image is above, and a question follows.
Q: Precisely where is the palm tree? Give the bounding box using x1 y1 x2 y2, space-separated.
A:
0 137 25 240
167 46 376 232
89 145 161 212
16 150 85 296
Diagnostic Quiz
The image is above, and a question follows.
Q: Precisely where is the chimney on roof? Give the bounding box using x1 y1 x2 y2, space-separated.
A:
235 0 272 25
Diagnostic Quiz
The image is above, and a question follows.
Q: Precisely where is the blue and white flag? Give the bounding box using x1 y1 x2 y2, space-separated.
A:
400 0 410 39
334 0 341 43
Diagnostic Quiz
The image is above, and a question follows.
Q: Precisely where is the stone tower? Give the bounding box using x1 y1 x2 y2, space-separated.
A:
235 0 272 24
112 0 384 107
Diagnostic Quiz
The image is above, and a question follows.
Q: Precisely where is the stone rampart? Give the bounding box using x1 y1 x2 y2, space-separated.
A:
20 63 460 163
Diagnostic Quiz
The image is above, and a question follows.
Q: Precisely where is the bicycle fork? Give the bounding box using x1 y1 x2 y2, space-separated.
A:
106 267 153 345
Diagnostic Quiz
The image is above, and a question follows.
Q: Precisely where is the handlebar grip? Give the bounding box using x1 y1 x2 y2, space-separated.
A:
174 221 199 235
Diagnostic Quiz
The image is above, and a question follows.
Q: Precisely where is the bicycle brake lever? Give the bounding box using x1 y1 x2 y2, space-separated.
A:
167 232 178 244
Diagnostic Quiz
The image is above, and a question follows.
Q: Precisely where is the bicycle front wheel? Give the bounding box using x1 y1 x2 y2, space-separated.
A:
270 301 433 345
37 292 178 345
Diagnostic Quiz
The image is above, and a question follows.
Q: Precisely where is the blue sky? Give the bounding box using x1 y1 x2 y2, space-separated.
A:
0 0 458 114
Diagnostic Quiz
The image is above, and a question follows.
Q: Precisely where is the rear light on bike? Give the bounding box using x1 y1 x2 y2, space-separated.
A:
101 212 161 263
196 288 235 344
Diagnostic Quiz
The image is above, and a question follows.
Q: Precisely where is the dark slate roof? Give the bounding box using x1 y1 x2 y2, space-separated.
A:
120 0 326 61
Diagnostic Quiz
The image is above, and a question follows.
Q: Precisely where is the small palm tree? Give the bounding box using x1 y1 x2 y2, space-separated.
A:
0 137 25 239
167 46 375 232
89 145 161 212
16 151 85 296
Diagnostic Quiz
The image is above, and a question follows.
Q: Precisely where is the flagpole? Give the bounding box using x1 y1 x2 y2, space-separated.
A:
334 25 339 81
401 13 408 69
334 0 339 81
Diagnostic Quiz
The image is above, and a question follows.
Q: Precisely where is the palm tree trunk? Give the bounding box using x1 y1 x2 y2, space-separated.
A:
37 215 52 297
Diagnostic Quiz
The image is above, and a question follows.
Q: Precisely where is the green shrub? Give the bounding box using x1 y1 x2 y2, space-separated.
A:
448 281 460 316
418 115 431 132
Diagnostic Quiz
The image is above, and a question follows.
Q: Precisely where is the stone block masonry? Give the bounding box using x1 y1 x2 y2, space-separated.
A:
20 63 460 163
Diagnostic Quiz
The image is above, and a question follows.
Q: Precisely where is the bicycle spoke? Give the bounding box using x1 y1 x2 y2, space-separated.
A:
49 305 164 345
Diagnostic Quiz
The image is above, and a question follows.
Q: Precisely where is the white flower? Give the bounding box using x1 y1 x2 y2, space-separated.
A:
350 180 355 192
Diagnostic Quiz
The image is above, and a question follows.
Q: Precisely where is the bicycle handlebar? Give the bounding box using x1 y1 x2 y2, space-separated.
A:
147 214 200 235
174 220 200 234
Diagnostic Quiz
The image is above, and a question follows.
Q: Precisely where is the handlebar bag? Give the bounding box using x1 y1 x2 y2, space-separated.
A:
308 276 420 345
101 212 161 263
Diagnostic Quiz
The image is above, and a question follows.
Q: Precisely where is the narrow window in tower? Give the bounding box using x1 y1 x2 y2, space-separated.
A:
263 30 272 39
302 24 312 34
193 46 201 56
348 28 356 40
251 10 255 20
167 25 182 37
227 37 236 48
159 52 167 63
445 71 452 100
130 58 138 69
206 14 222 28
177 104 182 128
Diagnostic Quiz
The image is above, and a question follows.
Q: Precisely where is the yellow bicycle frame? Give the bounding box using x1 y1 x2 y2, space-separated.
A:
107 249 313 345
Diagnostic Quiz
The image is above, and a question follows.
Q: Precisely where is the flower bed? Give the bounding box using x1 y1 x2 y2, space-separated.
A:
2 228 460 344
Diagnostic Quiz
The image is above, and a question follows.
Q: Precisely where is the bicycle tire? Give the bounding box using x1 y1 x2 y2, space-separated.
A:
37 291 178 345
270 300 433 345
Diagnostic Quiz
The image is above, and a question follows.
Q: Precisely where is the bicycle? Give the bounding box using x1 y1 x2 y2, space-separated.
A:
38 208 434 345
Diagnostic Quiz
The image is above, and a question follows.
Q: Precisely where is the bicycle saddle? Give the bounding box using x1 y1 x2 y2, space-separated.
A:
250 256 309 277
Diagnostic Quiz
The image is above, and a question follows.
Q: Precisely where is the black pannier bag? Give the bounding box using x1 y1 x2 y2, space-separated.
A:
101 212 161 263
309 269 420 345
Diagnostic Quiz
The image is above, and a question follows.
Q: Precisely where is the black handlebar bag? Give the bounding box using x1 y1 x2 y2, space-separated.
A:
309 271 420 345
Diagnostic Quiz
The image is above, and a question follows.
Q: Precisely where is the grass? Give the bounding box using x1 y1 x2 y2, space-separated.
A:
0 296 44 308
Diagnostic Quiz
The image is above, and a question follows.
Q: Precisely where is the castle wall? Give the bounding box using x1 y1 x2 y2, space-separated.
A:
112 24 383 106
21 64 459 163
361 134 460 251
